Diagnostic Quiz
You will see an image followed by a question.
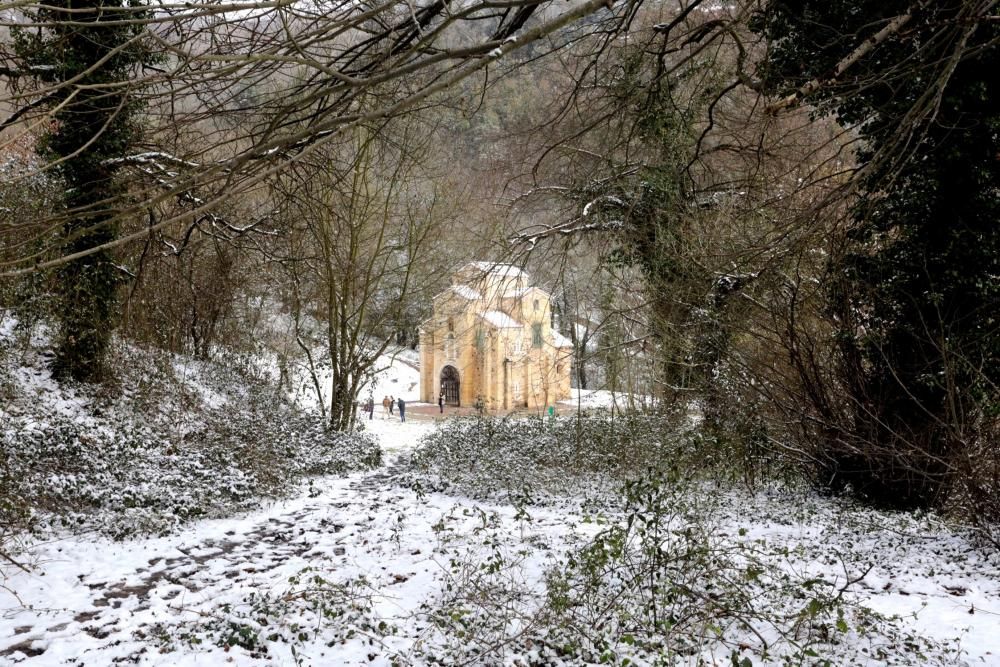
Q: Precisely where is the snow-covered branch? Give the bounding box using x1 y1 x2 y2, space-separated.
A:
125 158 277 244
510 217 624 249
103 152 201 170
766 7 919 113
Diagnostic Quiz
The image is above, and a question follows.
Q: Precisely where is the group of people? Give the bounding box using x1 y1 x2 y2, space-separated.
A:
359 392 451 421
362 395 406 421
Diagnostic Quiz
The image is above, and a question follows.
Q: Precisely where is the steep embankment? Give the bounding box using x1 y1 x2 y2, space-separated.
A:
0 316 380 541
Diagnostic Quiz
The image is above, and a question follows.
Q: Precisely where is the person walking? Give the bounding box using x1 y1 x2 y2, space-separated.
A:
388 395 395 416
382 396 390 418
368 397 375 420
438 392 444 414
397 397 406 422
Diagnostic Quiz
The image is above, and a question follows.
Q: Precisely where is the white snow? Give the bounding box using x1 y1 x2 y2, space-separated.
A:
4 414 999 665
551 330 574 348
0 314 16 339
0 419 592 666
561 388 625 408
103 152 201 169
171 359 228 409
450 284 481 300
480 310 522 328
2 352 999 666
466 261 524 277
289 349 422 411
582 194 625 216
363 351 421 403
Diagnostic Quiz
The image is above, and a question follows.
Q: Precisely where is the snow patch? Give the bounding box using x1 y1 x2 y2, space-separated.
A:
480 310 523 328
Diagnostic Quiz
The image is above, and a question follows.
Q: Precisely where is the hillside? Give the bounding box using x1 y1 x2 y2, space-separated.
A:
0 314 381 541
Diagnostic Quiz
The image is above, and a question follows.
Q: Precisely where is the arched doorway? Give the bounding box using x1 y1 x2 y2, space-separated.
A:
440 365 460 406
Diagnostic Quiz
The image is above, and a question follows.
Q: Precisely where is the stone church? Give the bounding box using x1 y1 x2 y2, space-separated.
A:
419 262 573 411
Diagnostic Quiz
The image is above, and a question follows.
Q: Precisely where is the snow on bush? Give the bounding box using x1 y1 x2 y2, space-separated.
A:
0 336 380 540
530 477 962 666
402 419 968 666
402 412 765 503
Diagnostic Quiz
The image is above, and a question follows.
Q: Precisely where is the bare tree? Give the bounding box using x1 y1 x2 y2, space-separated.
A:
272 110 448 430
1 0 635 381
2 0 633 274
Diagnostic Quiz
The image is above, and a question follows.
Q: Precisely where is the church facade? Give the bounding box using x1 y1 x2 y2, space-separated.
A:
419 262 573 411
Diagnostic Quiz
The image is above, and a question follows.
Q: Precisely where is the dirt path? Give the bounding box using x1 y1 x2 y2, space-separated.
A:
0 422 584 665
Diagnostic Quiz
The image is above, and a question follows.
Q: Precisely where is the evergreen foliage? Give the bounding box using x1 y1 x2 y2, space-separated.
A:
12 0 156 382
752 1 1000 508
0 338 381 539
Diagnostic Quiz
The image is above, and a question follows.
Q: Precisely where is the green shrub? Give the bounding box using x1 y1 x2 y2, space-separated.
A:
403 412 794 504
0 340 381 539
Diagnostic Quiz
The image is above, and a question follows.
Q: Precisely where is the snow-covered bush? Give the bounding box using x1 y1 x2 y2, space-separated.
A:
531 475 959 666
0 337 380 540
403 412 777 503
148 569 388 659
2 412 378 539
416 474 964 666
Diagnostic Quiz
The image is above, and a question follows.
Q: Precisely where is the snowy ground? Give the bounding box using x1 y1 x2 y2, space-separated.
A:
289 348 423 413
0 418 593 665
558 388 657 412
2 416 1000 665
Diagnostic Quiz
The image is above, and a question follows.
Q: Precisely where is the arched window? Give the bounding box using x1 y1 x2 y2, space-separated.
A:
446 333 456 359
531 323 543 348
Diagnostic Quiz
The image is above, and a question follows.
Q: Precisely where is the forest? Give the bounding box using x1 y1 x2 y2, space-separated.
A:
1 0 999 664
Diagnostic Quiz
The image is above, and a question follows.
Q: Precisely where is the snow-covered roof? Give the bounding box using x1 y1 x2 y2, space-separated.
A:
451 285 481 300
552 331 574 348
469 261 524 275
434 284 479 303
480 311 523 328
461 261 527 279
